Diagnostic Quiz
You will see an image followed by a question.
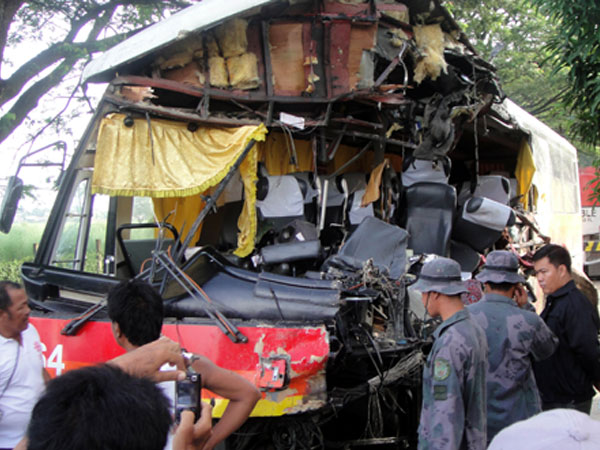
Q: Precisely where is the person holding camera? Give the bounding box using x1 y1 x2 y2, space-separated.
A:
467 250 558 443
107 279 260 450
19 337 213 450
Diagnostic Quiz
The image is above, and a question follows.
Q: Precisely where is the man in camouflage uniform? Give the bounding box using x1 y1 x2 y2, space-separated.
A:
413 257 488 450
467 250 558 443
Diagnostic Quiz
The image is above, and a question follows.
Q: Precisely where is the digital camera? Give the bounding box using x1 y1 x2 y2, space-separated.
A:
175 372 202 423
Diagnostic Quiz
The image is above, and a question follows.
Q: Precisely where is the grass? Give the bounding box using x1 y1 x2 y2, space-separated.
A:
0 222 45 262
0 221 108 282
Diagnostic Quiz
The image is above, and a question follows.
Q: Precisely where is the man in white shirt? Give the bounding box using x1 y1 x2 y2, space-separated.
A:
0 281 47 450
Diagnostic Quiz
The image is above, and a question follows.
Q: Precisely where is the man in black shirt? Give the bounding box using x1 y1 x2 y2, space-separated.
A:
532 244 600 413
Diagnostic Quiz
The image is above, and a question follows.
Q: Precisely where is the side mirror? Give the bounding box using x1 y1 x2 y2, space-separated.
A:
0 176 24 234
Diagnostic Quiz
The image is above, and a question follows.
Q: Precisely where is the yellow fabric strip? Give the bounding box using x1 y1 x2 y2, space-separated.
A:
515 138 536 210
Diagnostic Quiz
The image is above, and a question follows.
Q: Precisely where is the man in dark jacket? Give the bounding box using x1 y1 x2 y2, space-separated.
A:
532 244 600 413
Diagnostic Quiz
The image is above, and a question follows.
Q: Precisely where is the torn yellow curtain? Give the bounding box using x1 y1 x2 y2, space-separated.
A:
515 138 536 210
92 114 267 256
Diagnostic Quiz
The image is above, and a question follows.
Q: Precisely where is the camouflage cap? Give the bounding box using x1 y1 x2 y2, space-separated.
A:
488 409 600 450
411 257 467 295
475 250 525 284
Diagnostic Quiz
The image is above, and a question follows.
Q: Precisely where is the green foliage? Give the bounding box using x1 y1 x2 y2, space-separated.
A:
0 222 43 261
448 0 572 136
0 220 107 277
0 0 197 146
0 258 31 283
529 0 600 149
0 223 40 282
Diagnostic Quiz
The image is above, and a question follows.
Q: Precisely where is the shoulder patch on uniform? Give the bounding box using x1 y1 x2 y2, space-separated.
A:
433 384 448 400
433 358 451 381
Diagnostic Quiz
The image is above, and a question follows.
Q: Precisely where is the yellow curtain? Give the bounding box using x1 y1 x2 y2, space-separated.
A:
92 114 267 256
152 195 206 248
515 138 536 210
257 133 403 176
257 132 313 174
92 114 266 197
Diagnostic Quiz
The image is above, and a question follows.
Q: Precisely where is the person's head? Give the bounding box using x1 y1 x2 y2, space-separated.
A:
412 257 467 318
27 364 172 450
476 250 525 297
488 408 600 450
107 279 164 349
0 281 29 339
532 244 572 295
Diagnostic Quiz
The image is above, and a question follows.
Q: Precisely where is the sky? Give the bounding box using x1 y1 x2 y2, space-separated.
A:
0 22 107 223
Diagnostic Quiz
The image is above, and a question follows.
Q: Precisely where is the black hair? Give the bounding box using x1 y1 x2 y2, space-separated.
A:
532 244 572 273
27 364 172 450
107 279 164 347
0 281 22 312
486 282 514 293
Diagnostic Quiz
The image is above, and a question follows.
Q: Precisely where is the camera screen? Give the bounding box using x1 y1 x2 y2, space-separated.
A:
176 381 197 406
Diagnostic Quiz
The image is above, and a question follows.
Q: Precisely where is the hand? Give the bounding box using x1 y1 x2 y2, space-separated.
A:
173 402 213 450
108 336 186 382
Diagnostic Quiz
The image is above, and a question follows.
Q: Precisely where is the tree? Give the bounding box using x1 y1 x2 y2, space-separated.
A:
0 0 194 147
530 0 600 149
448 0 572 136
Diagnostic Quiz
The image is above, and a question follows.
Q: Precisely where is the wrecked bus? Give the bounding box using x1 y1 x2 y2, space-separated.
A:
0 0 583 448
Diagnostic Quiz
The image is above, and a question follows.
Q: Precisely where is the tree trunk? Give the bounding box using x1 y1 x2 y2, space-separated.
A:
0 0 23 77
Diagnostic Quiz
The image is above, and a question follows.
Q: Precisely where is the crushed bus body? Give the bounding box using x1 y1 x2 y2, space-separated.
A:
1 0 583 448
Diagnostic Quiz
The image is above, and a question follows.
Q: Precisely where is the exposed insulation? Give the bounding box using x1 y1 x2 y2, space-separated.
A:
348 25 376 89
227 52 260 90
269 23 306 95
120 86 156 103
215 18 248 58
209 56 229 87
303 56 318 66
307 72 320 83
356 51 374 89
381 9 409 23
390 28 410 47
158 51 194 70
156 36 203 70
163 61 205 87
413 24 448 84
205 34 220 58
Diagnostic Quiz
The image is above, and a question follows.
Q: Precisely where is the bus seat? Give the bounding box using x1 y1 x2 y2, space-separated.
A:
324 216 408 280
450 240 481 273
348 188 374 228
256 175 305 231
291 172 319 224
402 156 451 187
400 182 456 256
458 175 511 206
452 196 516 252
197 201 244 251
